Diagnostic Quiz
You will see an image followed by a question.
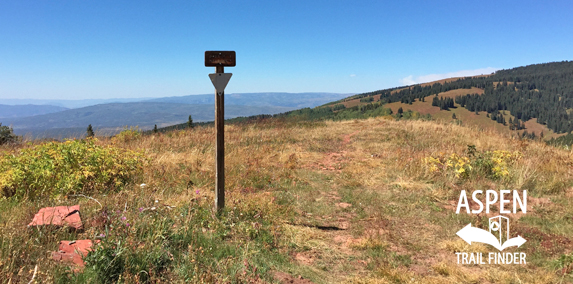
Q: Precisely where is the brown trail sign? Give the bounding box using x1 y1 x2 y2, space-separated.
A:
205 51 235 212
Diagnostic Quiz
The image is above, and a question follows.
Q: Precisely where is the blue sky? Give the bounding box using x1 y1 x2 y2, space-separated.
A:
1 0 572 100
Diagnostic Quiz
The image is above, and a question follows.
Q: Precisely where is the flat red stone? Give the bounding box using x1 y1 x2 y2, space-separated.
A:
52 239 99 267
59 240 96 256
28 205 82 229
52 251 83 266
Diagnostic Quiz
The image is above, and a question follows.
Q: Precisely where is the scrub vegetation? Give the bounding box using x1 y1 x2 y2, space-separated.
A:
1 114 572 283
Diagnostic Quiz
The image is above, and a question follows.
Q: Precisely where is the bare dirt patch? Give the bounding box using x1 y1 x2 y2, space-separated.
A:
385 87 483 116
437 87 484 98
336 202 352 209
273 271 315 284
519 118 564 139
315 130 360 171
342 130 360 144
293 252 315 265
317 151 346 171
566 187 573 198
513 225 573 255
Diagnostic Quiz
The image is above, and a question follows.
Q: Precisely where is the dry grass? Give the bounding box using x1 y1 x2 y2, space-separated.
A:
1 117 572 283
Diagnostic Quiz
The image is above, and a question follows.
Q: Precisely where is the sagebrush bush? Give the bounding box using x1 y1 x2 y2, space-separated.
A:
0 138 147 199
112 126 142 143
424 145 521 180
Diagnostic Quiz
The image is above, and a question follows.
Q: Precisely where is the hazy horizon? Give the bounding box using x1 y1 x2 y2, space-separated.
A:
1 1 572 100
0 91 350 105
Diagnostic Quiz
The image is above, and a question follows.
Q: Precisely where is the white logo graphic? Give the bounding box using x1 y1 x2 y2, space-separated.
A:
456 215 526 251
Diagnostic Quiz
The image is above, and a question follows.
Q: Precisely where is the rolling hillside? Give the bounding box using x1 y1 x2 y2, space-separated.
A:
157 61 571 143
0 97 156 109
321 61 573 139
0 104 69 118
1 93 349 139
5 102 294 138
147 92 350 108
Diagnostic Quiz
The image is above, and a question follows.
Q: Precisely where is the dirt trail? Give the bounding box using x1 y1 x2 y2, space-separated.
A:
342 130 360 144
286 190 368 283
282 129 370 283
316 130 361 172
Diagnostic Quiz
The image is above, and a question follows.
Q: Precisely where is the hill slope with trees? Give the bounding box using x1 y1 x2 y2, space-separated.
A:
0 104 69 118
335 61 573 134
158 61 572 141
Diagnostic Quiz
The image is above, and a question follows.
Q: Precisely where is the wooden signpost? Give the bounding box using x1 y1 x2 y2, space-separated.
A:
205 51 235 212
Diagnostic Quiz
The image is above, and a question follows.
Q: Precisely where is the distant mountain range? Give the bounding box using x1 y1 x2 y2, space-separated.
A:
10 104 297 139
0 104 69 118
6 102 293 129
145 92 349 108
0 92 349 139
0 97 157 109
0 93 348 109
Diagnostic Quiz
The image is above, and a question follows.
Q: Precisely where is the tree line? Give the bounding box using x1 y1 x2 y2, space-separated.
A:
349 61 573 134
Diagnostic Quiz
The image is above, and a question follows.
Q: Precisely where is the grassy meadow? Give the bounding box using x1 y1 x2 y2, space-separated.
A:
1 117 573 283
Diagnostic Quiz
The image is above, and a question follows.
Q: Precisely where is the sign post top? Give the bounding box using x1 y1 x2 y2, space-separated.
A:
205 51 236 67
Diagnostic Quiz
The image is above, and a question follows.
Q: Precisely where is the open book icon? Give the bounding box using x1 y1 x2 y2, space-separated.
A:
456 221 526 251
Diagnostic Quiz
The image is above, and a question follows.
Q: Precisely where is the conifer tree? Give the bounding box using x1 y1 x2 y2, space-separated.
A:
87 124 95 138
432 96 439 107
188 115 193 128
153 124 158 133
0 123 18 145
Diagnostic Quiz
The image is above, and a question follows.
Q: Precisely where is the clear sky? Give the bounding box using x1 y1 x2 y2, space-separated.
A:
1 0 572 100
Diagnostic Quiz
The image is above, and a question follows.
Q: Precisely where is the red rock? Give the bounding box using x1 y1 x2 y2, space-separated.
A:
28 205 82 229
58 240 96 256
51 251 81 264
52 240 99 267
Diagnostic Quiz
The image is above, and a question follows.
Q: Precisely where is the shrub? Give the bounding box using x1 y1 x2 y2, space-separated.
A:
0 123 18 145
360 96 374 103
83 238 127 283
112 126 142 143
332 104 346 111
424 145 521 180
0 138 147 199
470 149 522 179
424 153 472 179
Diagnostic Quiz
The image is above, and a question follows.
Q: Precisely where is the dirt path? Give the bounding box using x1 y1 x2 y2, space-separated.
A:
281 129 370 283
316 130 361 172
342 130 360 145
